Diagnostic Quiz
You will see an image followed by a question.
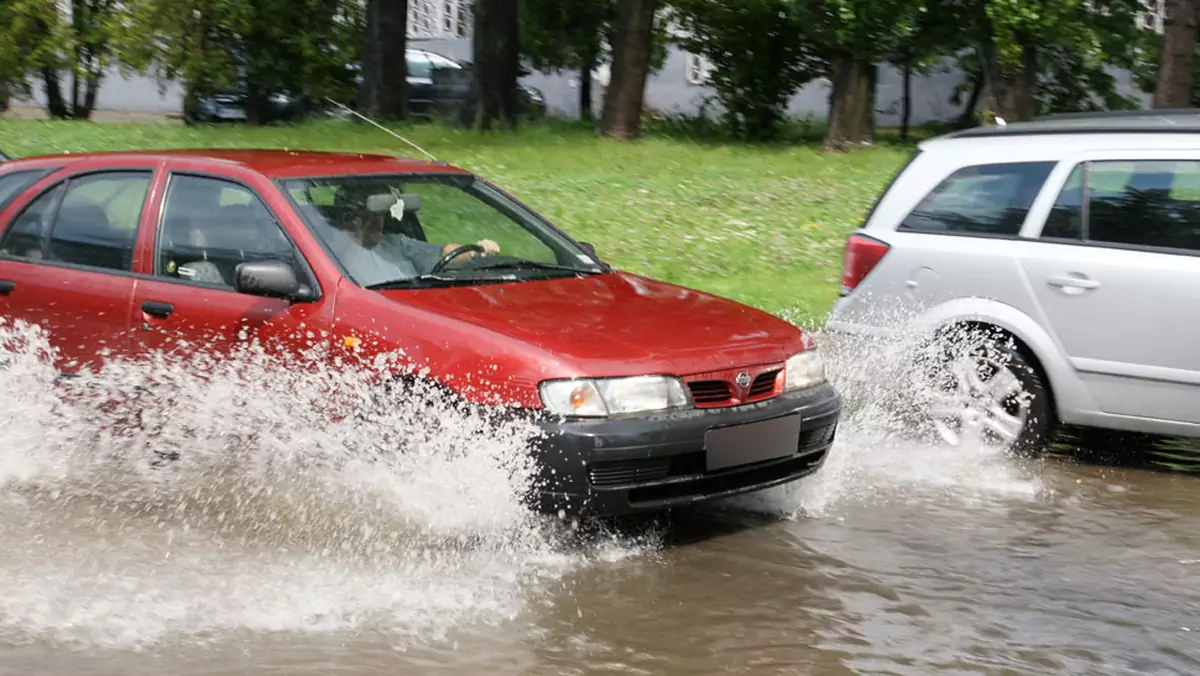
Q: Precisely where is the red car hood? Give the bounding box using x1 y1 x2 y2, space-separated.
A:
377 272 810 377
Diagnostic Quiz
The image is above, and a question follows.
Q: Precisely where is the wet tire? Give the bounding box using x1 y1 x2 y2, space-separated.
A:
990 340 1055 457
921 327 1055 457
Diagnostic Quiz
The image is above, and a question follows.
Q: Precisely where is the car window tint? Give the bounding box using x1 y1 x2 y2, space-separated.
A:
0 171 149 270
0 169 54 213
416 181 559 264
1042 164 1085 240
157 174 301 289
407 52 432 78
1085 160 1200 253
897 161 1056 236
0 183 65 261
425 53 459 70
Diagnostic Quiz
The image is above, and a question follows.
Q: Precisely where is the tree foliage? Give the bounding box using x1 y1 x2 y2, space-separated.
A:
985 0 1154 117
520 0 668 121
669 0 822 141
0 0 138 118
122 0 361 123
521 0 613 74
0 0 61 103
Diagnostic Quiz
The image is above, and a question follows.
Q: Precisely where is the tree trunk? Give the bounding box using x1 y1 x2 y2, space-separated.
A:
360 0 409 120
41 68 68 119
599 0 658 140
900 63 912 141
983 38 1037 123
70 0 84 116
466 0 521 131
863 62 877 139
0 83 10 112
246 80 268 126
956 70 984 128
823 52 875 150
68 66 101 121
1154 0 1199 108
81 70 101 119
579 49 597 122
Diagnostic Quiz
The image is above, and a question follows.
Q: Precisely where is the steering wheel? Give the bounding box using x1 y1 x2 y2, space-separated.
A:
430 243 485 274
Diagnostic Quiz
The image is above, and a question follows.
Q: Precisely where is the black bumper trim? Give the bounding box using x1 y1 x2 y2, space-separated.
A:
528 382 842 518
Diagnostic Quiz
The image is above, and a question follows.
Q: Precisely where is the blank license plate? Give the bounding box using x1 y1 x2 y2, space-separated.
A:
704 414 802 471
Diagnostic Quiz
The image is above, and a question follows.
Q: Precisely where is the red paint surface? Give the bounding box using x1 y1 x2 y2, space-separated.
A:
0 150 815 408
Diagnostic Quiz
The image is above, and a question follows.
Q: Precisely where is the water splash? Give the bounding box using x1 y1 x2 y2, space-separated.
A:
0 304 1050 651
0 317 651 650
731 307 1048 518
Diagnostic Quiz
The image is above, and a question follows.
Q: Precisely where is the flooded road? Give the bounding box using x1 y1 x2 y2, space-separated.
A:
2 321 1200 675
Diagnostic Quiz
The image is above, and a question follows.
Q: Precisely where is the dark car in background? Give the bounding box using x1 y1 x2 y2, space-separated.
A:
192 47 546 124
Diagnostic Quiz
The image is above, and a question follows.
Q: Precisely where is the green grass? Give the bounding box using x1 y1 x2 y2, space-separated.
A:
0 116 914 322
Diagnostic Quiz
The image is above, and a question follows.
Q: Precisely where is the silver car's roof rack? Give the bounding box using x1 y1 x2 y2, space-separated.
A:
945 109 1200 140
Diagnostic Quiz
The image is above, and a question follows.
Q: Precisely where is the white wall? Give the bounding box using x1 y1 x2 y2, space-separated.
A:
16 67 185 114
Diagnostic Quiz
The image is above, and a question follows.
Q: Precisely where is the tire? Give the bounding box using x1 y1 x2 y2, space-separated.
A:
919 327 1055 457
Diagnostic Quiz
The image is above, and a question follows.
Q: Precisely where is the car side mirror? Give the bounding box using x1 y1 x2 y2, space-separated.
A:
234 259 314 302
579 241 598 257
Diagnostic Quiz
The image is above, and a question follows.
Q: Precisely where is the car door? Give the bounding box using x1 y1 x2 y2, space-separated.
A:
1018 149 1200 425
127 165 336 366
0 163 158 374
0 166 59 308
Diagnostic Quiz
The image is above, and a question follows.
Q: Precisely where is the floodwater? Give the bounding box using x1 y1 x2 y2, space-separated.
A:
1 318 1198 676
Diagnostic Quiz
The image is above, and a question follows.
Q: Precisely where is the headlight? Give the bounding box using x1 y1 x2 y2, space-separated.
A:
784 350 826 392
539 375 691 417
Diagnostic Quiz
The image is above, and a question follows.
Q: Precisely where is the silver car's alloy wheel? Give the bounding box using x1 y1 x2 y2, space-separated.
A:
925 354 1033 450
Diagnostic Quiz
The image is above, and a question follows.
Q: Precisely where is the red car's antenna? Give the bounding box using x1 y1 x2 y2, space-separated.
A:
323 97 444 165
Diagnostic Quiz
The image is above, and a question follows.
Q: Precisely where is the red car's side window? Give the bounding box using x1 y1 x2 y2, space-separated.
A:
0 169 55 214
155 173 311 291
0 170 152 272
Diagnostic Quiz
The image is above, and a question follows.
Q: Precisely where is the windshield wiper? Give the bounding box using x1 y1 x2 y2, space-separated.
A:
469 260 601 275
366 275 483 290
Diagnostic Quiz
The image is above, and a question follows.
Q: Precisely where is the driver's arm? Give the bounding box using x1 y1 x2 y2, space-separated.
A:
437 239 501 268
389 234 449 274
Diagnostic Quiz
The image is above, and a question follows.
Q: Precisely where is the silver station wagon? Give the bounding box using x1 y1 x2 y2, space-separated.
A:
827 110 1200 455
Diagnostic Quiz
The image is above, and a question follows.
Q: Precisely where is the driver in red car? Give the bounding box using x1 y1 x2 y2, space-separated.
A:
326 189 500 285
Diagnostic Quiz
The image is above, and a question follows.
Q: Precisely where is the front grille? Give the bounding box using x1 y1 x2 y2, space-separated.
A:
688 380 732 405
798 421 837 452
588 457 671 487
748 370 779 398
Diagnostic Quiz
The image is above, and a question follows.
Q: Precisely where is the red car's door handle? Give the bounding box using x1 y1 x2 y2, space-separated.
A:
141 300 174 319
0 280 13 296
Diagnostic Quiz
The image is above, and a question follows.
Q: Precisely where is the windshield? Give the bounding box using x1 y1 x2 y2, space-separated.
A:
280 173 606 288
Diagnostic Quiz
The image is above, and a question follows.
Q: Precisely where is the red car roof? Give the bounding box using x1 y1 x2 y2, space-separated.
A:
1 148 470 179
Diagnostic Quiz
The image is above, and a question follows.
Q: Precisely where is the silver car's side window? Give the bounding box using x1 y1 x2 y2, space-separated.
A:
1042 164 1085 241
1045 160 1200 254
896 161 1057 237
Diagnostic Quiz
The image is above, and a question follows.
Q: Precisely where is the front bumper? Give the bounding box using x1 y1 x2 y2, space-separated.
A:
529 382 842 518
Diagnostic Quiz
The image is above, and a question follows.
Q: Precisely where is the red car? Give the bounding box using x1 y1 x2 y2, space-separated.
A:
0 147 841 517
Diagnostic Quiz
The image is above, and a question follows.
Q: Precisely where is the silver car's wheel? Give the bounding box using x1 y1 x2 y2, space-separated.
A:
919 331 1054 456
927 354 1032 449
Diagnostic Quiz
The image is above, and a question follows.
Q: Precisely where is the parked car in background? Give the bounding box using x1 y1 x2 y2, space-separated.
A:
827 110 1200 456
0 147 840 518
192 48 546 124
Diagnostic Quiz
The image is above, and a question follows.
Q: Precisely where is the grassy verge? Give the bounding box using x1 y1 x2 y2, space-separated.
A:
0 116 914 323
